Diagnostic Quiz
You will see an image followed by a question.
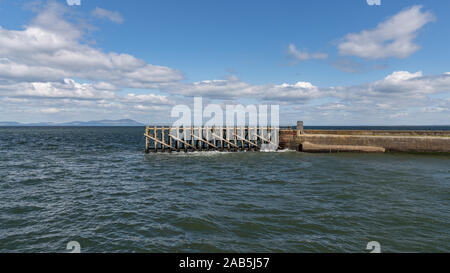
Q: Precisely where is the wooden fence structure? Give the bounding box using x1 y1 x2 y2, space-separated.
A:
144 126 279 153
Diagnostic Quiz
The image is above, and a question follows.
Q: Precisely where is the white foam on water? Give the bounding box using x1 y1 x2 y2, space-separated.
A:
151 150 234 157
148 148 296 156
260 143 278 152
276 149 296 153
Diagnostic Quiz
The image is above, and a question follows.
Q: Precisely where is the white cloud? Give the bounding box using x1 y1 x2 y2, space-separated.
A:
283 70 450 124
388 112 408 119
421 106 448 113
0 2 182 89
338 6 434 59
66 0 81 6
0 79 116 99
40 108 63 114
287 43 327 62
164 76 253 99
312 70 450 124
124 93 175 105
1 70 449 124
161 75 321 102
0 2 448 125
259 81 321 102
161 70 450 111
331 71 450 106
317 103 348 111
383 70 423 82
0 2 180 122
0 58 68 82
134 105 167 111
92 7 124 24
2 97 29 103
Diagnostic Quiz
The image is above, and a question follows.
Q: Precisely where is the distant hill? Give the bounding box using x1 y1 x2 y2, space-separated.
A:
0 122 22 126
0 119 145 127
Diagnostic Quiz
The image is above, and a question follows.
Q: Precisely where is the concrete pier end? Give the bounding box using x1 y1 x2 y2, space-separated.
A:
278 124 450 153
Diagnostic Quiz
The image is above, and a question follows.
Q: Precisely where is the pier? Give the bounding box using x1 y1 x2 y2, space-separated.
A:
144 126 279 153
279 121 450 153
145 122 450 153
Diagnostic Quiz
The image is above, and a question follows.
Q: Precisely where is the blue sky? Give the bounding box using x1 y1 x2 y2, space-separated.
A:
0 0 449 125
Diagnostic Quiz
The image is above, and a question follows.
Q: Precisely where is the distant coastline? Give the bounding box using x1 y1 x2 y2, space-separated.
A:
0 120 449 130
0 119 145 127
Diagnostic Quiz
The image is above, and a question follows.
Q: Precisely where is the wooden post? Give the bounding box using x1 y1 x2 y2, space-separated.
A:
212 127 216 151
154 126 158 153
247 126 251 151
183 127 187 152
243 127 245 151
251 128 258 151
202 127 205 151
221 127 224 151
176 127 180 152
161 127 165 153
258 127 262 147
226 128 229 152
197 127 202 151
234 126 239 151
242 126 245 151
205 127 209 151
211 127 215 151
145 126 150 154
192 127 195 151
238 127 242 151
237 127 240 151
245 126 249 151
255 127 258 150
169 126 173 152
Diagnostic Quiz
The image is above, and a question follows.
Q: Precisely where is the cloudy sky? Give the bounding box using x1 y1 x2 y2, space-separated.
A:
0 0 449 125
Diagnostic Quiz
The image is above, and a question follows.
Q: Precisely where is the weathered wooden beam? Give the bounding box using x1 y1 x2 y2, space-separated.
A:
144 133 172 149
212 132 239 148
255 132 280 149
145 125 280 153
192 131 218 149
233 132 260 149
168 133 197 150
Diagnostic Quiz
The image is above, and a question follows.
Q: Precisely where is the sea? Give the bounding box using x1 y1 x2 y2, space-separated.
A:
0 126 449 253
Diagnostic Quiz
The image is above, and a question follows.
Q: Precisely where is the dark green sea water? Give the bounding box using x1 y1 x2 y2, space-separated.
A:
0 127 449 253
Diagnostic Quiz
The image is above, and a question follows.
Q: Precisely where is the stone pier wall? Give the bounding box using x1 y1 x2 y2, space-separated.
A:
279 128 450 153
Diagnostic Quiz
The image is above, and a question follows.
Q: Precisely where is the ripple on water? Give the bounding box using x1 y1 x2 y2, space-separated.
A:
1 127 449 252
